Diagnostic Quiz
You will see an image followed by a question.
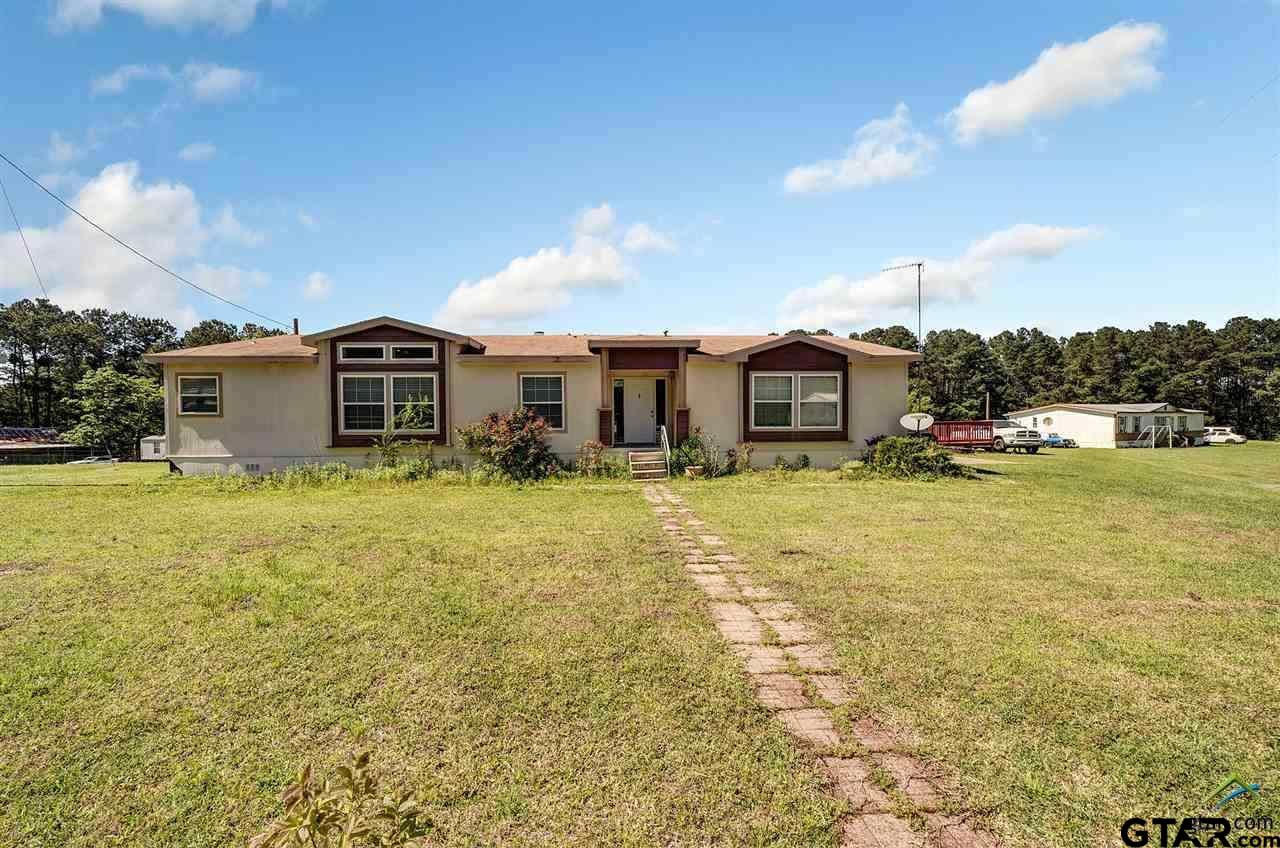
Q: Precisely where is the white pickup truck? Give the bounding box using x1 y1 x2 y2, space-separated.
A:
991 419 1042 453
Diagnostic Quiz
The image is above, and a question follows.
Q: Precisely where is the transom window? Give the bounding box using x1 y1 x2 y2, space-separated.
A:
340 374 438 434
520 374 565 430
178 375 220 415
389 343 437 361
752 372 841 430
338 344 386 362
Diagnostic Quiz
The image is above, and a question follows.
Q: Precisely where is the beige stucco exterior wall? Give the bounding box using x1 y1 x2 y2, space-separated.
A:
1011 408 1116 448
686 359 739 449
165 356 330 469
848 361 909 449
449 359 601 460
163 343 911 474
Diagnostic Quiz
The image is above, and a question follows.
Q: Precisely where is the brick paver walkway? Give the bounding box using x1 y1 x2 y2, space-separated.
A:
644 483 1000 848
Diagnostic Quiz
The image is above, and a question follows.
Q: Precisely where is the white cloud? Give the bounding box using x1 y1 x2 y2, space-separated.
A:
0 161 265 327
182 63 260 102
574 203 616 238
297 211 317 229
301 271 333 301
947 22 1166 144
90 63 174 95
187 263 269 299
90 61 260 103
784 103 937 194
779 224 1097 328
622 222 677 254
47 131 84 165
435 235 627 327
55 0 294 33
210 204 265 247
179 141 217 161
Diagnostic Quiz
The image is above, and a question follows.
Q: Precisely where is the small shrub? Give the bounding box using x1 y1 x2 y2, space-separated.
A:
795 453 811 470
671 427 727 477
455 406 561 481
732 442 754 474
575 440 627 478
250 751 431 848
863 435 969 480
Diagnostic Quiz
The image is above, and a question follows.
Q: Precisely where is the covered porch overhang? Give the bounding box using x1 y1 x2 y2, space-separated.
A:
590 343 695 447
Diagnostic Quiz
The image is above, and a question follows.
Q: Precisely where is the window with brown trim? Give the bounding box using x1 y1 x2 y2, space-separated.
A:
391 374 437 432
341 375 385 432
752 372 841 430
751 374 794 428
177 375 220 415
520 374 565 430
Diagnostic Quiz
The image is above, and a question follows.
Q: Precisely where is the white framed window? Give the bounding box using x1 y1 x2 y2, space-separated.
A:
751 373 795 429
797 373 841 429
340 375 386 433
520 374 565 430
338 343 386 362
1177 415 1188 431
177 375 220 416
391 374 438 432
1031 416 1038 429
389 343 437 362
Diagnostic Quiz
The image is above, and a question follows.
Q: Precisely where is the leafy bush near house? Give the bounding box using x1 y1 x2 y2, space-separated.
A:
670 427 727 477
250 752 431 848
455 406 561 481
732 442 754 474
862 435 969 480
575 440 628 478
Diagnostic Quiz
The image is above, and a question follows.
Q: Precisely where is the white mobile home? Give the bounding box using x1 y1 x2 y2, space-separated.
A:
1008 403 1206 448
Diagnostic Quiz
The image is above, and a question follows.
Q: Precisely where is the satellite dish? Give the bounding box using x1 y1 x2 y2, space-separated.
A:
900 412 934 433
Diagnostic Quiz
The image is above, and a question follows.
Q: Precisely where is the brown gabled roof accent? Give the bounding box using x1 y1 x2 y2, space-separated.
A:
301 316 482 349
143 334 318 363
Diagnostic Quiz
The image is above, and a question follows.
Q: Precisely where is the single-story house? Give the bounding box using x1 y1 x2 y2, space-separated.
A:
1007 402 1206 448
142 316 920 475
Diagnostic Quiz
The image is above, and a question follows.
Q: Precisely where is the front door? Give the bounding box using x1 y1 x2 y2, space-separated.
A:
623 378 657 444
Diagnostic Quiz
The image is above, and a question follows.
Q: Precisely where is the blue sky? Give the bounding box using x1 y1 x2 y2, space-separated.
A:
1 1 1276 337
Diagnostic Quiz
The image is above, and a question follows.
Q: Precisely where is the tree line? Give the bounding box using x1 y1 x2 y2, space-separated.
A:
0 298 283 454
3 299 1277 453
843 317 1279 439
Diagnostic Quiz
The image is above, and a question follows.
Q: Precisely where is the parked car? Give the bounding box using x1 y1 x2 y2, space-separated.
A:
1041 433 1077 448
1203 426 1247 445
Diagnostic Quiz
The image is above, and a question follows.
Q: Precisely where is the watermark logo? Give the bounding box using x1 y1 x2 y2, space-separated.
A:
1118 775 1274 847
1208 773 1263 811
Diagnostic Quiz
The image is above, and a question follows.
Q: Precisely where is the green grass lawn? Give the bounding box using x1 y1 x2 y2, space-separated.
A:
0 469 836 847
673 443 1280 846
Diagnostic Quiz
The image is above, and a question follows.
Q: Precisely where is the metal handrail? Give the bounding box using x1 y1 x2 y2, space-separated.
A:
658 424 671 478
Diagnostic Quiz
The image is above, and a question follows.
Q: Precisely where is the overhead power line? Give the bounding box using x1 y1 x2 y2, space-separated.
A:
0 150 290 329
0 172 48 297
